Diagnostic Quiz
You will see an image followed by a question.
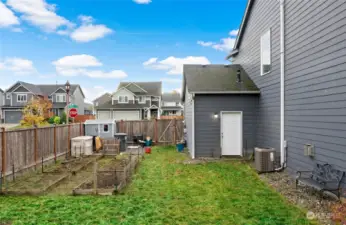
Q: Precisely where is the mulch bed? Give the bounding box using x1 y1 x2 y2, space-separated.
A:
259 171 340 225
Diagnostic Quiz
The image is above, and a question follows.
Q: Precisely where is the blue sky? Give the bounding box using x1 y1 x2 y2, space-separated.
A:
0 0 246 102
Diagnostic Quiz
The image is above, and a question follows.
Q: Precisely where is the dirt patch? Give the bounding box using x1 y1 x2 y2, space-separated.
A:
259 171 338 225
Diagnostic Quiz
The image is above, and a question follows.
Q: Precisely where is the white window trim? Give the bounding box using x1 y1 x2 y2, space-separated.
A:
17 94 27 102
56 94 66 103
260 29 271 76
118 96 129 103
137 96 146 104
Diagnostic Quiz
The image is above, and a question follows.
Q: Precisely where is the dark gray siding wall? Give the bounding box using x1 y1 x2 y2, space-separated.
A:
232 0 281 157
284 0 346 187
194 94 259 158
183 87 193 157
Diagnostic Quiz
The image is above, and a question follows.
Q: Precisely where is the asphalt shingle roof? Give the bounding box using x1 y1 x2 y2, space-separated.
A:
183 64 259 93
162 93 181 102
117 82 162 96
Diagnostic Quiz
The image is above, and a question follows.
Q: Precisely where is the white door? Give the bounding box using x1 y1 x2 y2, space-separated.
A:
221 112 242 156
113 111 139 121
98 111 111 119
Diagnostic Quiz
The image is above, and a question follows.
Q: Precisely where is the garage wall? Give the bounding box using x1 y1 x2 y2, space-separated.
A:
194 94 259 158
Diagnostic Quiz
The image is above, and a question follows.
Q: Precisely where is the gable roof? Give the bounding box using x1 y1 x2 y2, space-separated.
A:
4 81 84 98
162 93 181 102
182 64 259 101
93 92 111 103
116 82 162 96
226 0 254 59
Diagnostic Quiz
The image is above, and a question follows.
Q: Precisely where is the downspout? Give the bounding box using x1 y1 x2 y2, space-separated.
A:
191 93 195 159
275 0 286 171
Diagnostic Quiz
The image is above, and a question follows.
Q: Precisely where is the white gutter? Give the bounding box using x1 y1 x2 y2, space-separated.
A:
277 0 286 170
191 93 195 159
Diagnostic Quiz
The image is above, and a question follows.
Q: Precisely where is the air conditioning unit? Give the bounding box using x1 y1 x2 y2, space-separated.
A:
255 147 275 173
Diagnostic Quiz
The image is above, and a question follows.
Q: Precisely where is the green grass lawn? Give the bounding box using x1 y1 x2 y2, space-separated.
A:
0 146 313 225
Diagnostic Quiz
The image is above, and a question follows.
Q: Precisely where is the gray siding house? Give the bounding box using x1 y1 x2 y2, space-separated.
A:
0 89 4 122
161 93 183 116
184 0 346 189
95 82 162 120
182 64 260 158
1 81 86 123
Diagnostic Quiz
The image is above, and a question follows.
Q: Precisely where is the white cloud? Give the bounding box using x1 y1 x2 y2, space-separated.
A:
143 57 157 66
70 24 113 42
197 30 237 52
0 1 20 27
133 0 152 4
161 78 182 83
53 54 127 79
52 54 102 68
0 57 36 74
78 15 94 24
7 0 74 32
11 27 23 32
197 41 213 47
82 86 111 103
211 37 235 52
144 56 210 75
229 29 239 36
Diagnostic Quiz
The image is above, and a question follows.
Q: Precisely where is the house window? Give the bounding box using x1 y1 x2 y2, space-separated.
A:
118 96 129 103
138 96 146 103
261 29 271 75
17 94 27 102
56 94 66 103
103 124 109 133
6 93 11 99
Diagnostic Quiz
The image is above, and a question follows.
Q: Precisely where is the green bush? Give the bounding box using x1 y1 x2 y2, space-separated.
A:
54 116 61 124
60 112 66 124
48 117 55 124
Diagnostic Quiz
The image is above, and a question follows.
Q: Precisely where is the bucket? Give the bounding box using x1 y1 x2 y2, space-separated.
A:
176 143 184 152
145 147 151 154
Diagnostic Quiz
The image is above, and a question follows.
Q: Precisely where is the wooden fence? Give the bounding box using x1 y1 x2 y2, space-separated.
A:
160 115 184 120
117 119 184 144
74 115 95 123
0 123 84 178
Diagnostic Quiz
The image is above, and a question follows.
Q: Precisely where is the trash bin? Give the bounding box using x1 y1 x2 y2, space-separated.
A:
115 133 127 152
176 143 184 152
133 134 143 144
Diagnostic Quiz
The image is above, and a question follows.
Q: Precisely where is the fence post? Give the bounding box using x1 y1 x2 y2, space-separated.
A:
93 162 98 194
68 124 71 156
1 127 6 189
173 119 176 145
155 119 158 144
79 122 83 136
54 125 57 163
33 127 38 169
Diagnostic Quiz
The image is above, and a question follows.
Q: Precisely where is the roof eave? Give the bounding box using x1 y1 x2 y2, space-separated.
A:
191 91 260 94
226 49 239 60
228 0 254 57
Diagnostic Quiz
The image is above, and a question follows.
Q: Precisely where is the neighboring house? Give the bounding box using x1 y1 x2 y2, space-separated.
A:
0 89 4 123
93 93 112 110
84 103 94 115
95 82 162 120
1 81 86 123
161 93 183 116
184 0 346 187
182 64 260 158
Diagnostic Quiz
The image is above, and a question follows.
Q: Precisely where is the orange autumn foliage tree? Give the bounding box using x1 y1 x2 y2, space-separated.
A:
20 96 53 127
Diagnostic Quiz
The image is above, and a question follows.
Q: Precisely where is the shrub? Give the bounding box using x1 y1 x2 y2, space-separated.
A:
54 116 61 124
48 117 55 124
60 112 67 124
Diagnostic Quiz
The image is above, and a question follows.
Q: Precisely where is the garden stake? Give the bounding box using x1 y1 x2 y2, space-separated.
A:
12 164 15 181
42 157 44 173
80 146 82 158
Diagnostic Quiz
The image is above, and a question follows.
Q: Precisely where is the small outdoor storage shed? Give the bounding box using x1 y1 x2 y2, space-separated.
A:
182 64 260 159
84 119 117 138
